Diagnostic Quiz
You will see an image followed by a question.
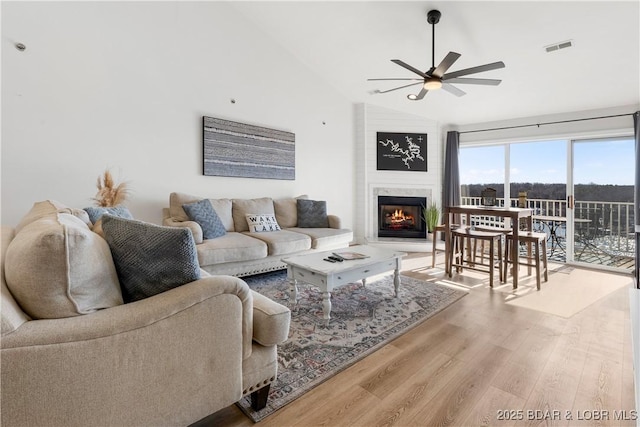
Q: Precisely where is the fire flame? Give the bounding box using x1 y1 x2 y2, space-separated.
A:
391 209 413 223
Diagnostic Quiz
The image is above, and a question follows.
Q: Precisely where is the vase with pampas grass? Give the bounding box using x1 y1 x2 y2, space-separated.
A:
93 169 129 207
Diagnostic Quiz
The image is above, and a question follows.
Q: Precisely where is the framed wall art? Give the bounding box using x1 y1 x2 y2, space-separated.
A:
203 116 295 180
376 132 427 172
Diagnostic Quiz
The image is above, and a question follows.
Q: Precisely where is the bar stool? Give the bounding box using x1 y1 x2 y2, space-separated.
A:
431 223 459 268
504 231 548 290
471 225 512 265
449 227 504 287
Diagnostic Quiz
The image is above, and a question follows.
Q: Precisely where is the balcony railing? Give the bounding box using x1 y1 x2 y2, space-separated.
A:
460 196 635 269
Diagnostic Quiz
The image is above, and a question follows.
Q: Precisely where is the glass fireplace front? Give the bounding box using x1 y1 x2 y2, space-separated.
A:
378 196 427 239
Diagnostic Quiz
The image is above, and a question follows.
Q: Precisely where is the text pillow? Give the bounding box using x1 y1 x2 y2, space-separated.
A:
297 199 329 228
182 199 226 239
246 214 282 232
101 215 201 303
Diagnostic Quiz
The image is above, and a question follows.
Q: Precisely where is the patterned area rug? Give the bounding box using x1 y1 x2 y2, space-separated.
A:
236 270 467 422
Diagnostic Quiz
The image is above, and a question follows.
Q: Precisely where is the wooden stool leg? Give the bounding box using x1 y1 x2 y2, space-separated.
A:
458 236 465 273
431 229 437 268
447 233 453 275
449 234 461 274
525 240 532 276
542 238 548 282
498 238 503 283
534 240 541 290
488 238 494 288
504 236 510 280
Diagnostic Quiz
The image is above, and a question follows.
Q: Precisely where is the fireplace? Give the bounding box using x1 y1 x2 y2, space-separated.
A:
378 196 427 239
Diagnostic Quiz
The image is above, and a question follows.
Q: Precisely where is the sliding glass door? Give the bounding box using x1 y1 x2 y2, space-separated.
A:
460 136 635 272
568 138 635 270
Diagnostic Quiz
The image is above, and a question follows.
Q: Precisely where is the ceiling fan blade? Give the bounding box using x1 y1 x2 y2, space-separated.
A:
442 61 505 79
432 52 461 78
373 82 423 94
445 77 502 86
441 83 466 97
391 59 430 79
367 78 423 81
410 88 429 100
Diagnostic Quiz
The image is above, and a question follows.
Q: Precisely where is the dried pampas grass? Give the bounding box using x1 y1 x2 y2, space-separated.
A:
93 170 129 207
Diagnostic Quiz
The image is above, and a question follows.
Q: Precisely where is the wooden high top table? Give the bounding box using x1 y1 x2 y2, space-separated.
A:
444 205 533 289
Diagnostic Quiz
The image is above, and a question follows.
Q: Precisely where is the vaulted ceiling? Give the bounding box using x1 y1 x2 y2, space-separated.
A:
232 1 640 125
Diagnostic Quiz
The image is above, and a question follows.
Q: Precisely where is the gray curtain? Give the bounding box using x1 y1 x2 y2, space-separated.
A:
443 131 461 210
634 111 639 287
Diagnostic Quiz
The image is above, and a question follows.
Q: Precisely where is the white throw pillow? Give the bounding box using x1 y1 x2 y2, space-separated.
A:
246 214 282 233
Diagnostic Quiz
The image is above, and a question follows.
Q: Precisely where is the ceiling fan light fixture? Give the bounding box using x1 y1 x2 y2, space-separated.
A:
368 9 504 102
424 78 442 90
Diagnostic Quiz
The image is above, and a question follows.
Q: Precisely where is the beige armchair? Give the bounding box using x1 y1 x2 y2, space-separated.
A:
1 219 291 426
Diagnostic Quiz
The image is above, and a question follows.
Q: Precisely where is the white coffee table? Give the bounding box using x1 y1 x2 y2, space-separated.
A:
281 245 407 320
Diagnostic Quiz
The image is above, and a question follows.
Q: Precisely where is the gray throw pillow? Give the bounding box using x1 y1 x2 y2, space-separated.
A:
84 206 133 224
182 199 226 239
297 199 329 228
101 215 201 303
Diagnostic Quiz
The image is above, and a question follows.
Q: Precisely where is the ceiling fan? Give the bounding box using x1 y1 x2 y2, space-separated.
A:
369 9 505 101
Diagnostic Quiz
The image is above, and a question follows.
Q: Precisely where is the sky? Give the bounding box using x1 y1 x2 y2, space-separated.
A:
459 138 634 186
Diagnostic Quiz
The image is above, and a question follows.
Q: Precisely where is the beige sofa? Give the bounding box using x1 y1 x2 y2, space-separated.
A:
1 202 291 426
163 193 354 276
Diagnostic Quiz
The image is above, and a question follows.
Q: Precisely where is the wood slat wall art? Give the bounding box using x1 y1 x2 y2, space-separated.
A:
203 116 295 180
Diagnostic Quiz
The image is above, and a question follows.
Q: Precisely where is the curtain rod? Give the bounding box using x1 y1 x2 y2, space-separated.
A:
459 112 635 135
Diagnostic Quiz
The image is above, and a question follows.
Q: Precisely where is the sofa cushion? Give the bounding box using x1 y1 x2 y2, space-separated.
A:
242 230 311 256
245 214 281 233
182 199 226 239
209 199 234 231
4 213 123 319
101 215 201 303
297 199 329 228
196 232 268 266
16 200 92 232
273 195 308 228
1 227 30 335
169 192 202 222
169 193 235 231
232 198 274 232
287 227 354 249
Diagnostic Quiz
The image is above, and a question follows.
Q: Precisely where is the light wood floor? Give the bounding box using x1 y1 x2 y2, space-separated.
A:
196 253 637 427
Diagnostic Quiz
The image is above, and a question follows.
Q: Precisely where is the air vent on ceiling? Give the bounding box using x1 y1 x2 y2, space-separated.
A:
544 40 573 53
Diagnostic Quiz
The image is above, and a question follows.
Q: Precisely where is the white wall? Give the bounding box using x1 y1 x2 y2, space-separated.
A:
355 103 441 243
1 2 355 227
